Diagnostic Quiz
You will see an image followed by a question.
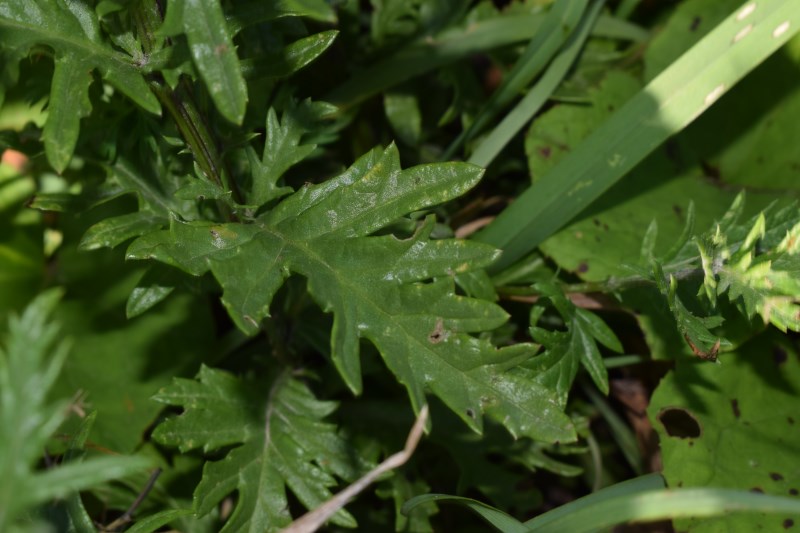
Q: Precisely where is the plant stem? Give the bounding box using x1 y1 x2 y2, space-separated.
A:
133 0 245 216
498 266 705 297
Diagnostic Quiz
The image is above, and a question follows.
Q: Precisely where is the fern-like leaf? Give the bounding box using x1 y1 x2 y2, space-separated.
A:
153 366 368 532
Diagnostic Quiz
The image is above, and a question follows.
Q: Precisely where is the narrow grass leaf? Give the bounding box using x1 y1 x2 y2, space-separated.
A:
402 494 527 533
442 1 588 160
475 0 800 270
468 0 604 168
528 488 800 532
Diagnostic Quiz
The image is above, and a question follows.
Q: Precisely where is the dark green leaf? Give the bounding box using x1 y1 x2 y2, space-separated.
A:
153 367 367 532
130 145 575 442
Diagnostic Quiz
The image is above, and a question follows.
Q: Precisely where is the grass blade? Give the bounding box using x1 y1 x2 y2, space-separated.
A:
468 0 604 168
441 1 589 161
402 494 528 533
326 13 547 109
474 0 800 270
527 486 800 532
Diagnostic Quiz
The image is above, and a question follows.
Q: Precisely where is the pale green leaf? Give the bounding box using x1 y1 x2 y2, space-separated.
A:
182 0 248 124
649 332 800 531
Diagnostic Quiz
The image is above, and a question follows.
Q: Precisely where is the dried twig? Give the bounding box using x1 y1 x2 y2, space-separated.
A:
281 405 430 533
101 467 162 532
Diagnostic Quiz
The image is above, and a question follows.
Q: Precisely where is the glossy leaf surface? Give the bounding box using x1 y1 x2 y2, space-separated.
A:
129 145 574 442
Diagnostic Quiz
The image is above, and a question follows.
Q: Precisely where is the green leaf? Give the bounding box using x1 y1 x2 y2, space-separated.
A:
247 99 336 207
527 281 621 404
182 0 248 124
129 145 575 442
402 494 527 533
0 290 151 529
43 56 94 173
51 284 217 453
326 11 549 108
153 367 367 532
124 509 194 533
240 31 339 80
649 332 800 531
442 0 588 160
227 0 337 34
0 0 160 171
79 212 166 251
467 0 600 168
384 92 422 146
714 213 800 332
475 0 800 269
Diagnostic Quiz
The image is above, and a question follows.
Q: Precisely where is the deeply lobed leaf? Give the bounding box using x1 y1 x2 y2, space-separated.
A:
153 366 367 532
130 145 575 442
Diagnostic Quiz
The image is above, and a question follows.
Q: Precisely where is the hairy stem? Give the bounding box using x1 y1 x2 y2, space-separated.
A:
133 0 245 215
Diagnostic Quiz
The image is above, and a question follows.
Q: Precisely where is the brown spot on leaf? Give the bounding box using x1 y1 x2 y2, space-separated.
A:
790 488 798 495
690 16 701 31
772 473 785 481
784 519 794 529
731 399 741 418
593 218 601 227
428 318 446 344
789 417 795 425
577 262 589 273
657 407 702 438
539 146 552 159
774 346 788 365
673 204 683 216
751 487 765 493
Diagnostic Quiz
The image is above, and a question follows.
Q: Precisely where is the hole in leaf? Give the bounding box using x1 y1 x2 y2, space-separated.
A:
657 407 702 438
428 318 446 344
731 398 741 418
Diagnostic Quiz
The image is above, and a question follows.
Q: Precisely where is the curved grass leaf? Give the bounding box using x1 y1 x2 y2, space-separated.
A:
227 0 337 34
402 494 527 533
467 0 602 168
475 0 800 270
442 0 589 161
129 144 575 442
326 12 548 108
